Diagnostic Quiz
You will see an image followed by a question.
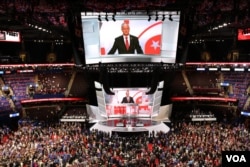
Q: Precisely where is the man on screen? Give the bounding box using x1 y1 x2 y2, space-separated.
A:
121 90 135 103
108 21 144 54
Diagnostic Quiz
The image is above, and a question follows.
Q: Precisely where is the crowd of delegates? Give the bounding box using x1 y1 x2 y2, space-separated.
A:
195 0 249 27
84 0 175 12
0 120 249 167
0 0 68 27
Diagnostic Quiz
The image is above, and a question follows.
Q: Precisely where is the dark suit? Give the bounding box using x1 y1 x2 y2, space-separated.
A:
108 35 143 54
121 96 134 103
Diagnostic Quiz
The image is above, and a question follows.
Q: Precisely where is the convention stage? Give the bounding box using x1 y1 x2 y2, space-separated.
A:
90 118 170 136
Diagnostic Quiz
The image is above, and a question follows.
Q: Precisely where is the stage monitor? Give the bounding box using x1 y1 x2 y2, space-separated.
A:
81 11 180 64
0 31 21 42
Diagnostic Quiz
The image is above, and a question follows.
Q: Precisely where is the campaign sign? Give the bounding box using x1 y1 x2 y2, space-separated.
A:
222 151 250 167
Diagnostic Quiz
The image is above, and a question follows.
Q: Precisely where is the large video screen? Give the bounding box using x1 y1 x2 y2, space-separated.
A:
81 12 180 64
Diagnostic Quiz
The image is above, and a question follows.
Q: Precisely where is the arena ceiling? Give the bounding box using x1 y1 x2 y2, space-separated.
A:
0 0 248 44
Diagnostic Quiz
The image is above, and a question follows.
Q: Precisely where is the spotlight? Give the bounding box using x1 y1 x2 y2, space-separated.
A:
155 14 158 21
148 15 151 21
162 14 165 21
105 15 109 21
112 15 116 21
98 15 101 21
169 14 173 21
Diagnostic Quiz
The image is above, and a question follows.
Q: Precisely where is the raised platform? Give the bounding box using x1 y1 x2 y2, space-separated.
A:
90 118 170 136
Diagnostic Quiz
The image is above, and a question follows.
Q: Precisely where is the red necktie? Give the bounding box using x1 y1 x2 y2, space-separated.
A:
125 36 129 50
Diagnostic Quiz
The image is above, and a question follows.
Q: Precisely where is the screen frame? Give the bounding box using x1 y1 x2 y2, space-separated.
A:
94 80 164 118
81 12 180 64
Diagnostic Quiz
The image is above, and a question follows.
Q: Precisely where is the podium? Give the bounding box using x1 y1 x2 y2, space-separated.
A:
106 103 153 117
113 103 138 115
116 122 124 127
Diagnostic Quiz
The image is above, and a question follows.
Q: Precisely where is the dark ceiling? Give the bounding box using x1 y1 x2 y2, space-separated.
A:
0 0 248 41
0 0 249 62
0 0 71 42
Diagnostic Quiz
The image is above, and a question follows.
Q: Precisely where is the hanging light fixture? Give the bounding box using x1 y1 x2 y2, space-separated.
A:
105 14 109 21
169 14 173 21
162 14 165 21
98 15 101 21
148 15 151 21
112 14 116 21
